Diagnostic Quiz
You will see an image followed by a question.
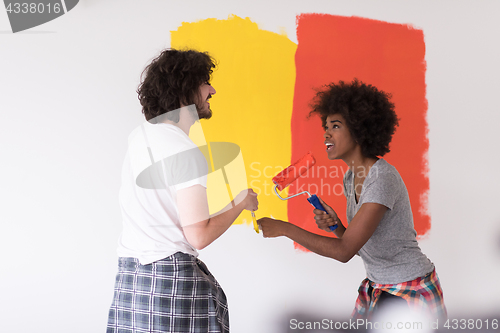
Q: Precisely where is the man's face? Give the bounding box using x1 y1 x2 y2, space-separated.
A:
196 82 216 120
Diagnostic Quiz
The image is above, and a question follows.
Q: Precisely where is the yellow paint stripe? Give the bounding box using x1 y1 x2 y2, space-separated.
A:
171 15 297 224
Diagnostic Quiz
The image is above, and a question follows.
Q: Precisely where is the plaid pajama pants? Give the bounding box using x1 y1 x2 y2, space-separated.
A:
106 252 229 333
352 268 447 321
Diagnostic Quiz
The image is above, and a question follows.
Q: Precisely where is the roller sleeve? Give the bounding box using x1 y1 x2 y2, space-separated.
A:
272 152 316 191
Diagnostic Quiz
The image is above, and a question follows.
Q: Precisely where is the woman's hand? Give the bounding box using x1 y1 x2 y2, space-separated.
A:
313 196 340 232
257 217 289 238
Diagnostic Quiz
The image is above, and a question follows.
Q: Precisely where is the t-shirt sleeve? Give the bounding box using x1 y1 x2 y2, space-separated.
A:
163 146 209 191
361 172 399 210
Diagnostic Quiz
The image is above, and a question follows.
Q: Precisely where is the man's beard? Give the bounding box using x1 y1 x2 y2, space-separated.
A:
196 104 212 120
194 98 213 120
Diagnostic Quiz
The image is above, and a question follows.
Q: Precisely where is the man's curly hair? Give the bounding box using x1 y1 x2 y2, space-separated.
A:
137 49 217 122
309 79 399 158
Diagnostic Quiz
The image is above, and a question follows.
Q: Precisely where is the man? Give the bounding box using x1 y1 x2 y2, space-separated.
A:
107 49 258 333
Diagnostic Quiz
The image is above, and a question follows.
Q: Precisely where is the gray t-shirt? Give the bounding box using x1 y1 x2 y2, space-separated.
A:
344 159 434 284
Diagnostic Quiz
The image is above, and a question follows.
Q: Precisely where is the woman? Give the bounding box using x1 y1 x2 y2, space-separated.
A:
258 79 446 320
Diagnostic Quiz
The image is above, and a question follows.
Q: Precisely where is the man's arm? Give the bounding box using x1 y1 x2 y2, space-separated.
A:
177 185 258 250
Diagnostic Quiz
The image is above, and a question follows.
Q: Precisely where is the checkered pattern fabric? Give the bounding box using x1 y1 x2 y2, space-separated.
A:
107 252 229 333
352 268 447 320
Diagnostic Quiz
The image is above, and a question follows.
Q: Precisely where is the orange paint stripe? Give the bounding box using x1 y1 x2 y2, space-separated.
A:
290 14 430 250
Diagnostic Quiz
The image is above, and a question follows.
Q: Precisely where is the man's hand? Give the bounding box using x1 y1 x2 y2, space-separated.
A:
236 188 259 211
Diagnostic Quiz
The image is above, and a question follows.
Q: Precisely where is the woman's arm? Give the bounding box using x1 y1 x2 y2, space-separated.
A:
258 202 387 263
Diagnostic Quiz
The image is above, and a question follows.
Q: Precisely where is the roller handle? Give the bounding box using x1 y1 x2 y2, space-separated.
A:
307 194 338 231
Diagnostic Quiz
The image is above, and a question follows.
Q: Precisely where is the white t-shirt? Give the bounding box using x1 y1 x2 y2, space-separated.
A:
117 121 208 265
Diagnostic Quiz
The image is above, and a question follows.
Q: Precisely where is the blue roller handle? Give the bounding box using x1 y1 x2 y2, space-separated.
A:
307 194 338 231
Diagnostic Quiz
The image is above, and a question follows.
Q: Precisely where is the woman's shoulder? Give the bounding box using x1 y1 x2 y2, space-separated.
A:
370 159 400 175
366 159 402 186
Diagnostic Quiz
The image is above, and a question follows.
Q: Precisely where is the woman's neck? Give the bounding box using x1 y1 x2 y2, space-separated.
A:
344 154 379 181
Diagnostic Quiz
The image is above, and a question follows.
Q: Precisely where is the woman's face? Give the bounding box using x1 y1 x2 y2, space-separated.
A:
323 114 358 161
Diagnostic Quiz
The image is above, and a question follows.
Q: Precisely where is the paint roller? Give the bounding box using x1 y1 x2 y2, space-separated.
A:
272 152 338 231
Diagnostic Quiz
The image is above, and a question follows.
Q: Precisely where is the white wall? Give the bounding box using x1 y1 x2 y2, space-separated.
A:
1 1 499 332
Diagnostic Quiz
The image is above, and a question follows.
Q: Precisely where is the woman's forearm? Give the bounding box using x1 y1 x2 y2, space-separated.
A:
332 219 347 238
282 223 353 263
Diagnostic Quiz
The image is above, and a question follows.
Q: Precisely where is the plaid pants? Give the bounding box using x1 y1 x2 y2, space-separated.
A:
107 252 229 333
352 268 447 320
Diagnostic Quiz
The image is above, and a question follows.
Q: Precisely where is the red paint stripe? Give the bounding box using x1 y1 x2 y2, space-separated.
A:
290 14 429 251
